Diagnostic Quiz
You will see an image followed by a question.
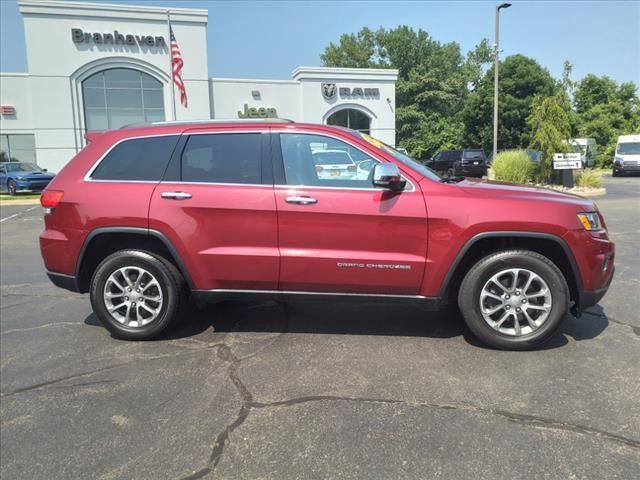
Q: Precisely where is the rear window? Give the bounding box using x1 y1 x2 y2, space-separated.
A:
312 151 354 165
91 135 179 181
181 133 262 184
463 150 486 160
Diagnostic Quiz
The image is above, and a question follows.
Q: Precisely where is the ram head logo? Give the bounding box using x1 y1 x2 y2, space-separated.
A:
321 83 337 101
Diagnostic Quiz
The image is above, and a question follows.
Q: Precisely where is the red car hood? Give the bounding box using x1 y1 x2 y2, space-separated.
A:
453 178 595 211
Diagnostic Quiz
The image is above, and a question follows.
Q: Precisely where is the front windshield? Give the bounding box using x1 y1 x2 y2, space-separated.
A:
355 132 444 181
617 142 640 155
7 163 42 172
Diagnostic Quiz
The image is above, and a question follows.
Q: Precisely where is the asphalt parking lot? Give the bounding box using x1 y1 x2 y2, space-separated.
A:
1 175 639 480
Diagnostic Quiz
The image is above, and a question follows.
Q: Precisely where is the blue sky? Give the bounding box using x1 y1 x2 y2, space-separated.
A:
1 0 639 84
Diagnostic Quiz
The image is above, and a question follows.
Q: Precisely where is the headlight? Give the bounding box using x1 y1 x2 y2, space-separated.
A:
615 156 624 165
15 176 27 181
577 212 602 231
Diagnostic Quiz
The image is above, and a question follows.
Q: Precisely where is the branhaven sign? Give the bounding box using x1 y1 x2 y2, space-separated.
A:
72 28 166 48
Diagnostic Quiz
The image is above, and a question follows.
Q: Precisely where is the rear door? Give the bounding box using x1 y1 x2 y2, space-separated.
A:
148 128 278 291
272 130 428 294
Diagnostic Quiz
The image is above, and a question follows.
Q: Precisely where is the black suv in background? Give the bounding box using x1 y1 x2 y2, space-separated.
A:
425 149 487 178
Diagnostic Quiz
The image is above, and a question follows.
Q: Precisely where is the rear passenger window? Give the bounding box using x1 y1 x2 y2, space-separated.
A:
181 133 262 184
91 135 179 181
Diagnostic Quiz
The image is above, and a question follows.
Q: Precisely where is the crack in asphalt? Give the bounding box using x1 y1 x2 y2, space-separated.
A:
0 292 80 300
1 322 82 335
0 348 218 398
179 303 292 480
253 396 640 450
583 310 640 336
179 305 639 479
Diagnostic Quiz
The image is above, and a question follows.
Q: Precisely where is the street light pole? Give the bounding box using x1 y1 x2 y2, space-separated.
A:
493 3 511 159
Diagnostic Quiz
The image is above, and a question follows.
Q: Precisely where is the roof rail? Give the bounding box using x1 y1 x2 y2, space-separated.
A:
121 118 295 129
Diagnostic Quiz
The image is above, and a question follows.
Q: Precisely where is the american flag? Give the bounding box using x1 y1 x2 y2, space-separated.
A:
170 26 187 108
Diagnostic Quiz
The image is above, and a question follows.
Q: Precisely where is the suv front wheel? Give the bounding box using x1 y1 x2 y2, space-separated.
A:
458 250 569 350
90 250 186 340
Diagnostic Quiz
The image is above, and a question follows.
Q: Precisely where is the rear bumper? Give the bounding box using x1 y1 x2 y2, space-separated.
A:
457 165 487 177
46 271 80 293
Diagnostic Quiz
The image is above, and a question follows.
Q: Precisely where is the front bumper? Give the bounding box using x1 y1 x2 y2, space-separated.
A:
614 161 640 172
578 267 614 312
564 228 615 314
14 181 50 193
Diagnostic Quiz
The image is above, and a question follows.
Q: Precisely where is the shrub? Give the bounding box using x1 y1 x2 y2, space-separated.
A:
491 150 533 184
574 170 602 188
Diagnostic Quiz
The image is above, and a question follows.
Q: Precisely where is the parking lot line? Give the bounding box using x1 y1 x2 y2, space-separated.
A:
0 206 39 223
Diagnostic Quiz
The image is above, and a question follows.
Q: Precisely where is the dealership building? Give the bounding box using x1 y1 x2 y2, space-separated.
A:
0 0 398 173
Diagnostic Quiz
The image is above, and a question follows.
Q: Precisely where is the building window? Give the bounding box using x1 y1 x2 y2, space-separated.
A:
0 134 36 163
82 68 165 132
326 109 371 134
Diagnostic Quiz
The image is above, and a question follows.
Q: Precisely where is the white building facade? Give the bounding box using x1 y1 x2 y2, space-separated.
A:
0 0 398 172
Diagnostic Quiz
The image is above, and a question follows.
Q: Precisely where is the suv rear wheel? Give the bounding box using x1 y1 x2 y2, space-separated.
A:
90 250 186 340
458 250 569 350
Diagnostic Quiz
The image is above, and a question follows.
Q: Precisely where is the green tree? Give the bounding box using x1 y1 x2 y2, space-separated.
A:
573 75 639 166
527 93 572 182
463 55 556 152
321 26 491 158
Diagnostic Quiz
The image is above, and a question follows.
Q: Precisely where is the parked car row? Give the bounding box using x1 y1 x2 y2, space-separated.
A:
0 162 55 195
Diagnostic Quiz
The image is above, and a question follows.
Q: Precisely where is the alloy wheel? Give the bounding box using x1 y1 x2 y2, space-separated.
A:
103 266 164 327
479 268 552 336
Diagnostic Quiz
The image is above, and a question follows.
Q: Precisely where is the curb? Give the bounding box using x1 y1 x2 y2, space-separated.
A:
570 188 607 198
0 198 41 207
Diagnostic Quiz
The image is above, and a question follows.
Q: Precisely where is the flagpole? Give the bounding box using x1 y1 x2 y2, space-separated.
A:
167 9 176 121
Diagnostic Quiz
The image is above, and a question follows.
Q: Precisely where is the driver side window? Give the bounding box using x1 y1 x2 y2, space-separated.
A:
279 133 379 188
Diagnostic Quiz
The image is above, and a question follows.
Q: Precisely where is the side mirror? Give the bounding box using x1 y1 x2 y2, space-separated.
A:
372 163 406 192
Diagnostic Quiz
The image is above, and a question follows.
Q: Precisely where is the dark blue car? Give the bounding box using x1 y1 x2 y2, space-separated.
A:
0 162 55 195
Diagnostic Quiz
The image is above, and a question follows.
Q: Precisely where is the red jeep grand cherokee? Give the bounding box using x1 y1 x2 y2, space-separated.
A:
39 120 614 350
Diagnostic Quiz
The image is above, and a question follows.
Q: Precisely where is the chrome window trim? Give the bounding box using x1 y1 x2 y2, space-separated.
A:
273 183 415 193
158 180 273 188
83 132 181 182
83 128 417 193
273 129 417 192
196 288 427 299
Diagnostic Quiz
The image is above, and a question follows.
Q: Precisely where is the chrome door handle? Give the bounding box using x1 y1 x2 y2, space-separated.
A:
161 191 192 200
285 196 318 205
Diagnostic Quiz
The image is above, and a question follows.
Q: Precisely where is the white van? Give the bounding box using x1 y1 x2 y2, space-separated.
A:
566 138 597 168
613 134 640 176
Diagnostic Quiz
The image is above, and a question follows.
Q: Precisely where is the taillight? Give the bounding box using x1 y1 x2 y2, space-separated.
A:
41 190 64 213
347 165 357 172
315 166 324 172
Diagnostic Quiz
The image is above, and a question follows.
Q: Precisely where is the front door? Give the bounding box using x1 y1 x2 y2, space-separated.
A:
148 129 279 291
272 131 428 294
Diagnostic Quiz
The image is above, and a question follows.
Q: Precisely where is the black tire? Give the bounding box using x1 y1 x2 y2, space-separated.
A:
458 250 569 350
612 168 620 177
447 167 455 177
7 179 16 196
90 250 187 340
